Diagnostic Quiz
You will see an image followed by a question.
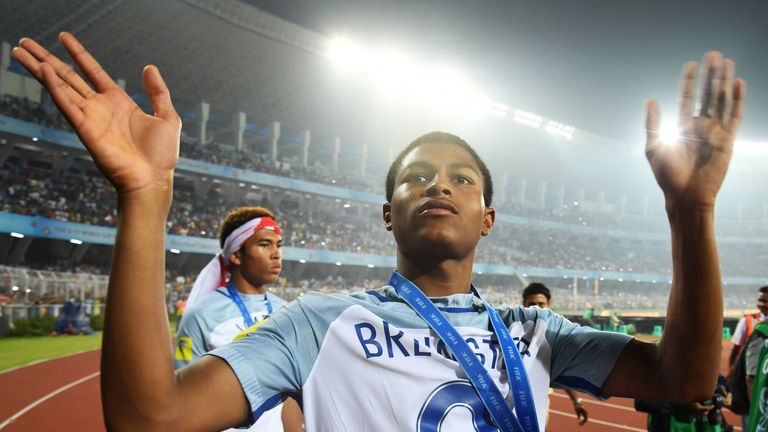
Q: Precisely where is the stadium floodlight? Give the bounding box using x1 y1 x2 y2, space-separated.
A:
10 232 24 238
327 36 369 72
659 121 681 145
545 121 575 140
11 286 19 292
70 238 83 245
512 110 543 129
486 101 510 118
170 248 181 254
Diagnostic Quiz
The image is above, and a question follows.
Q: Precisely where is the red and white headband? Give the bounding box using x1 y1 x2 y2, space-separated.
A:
186 217 281 309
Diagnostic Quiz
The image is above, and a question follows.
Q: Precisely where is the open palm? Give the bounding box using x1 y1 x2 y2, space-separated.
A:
645 52 745 208
12 32 181 195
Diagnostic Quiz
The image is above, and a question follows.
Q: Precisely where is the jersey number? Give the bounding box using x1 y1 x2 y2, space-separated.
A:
417 380 498 431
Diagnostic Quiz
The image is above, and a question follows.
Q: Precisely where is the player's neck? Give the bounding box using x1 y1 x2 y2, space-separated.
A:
230 272 268 296
396 254 474 297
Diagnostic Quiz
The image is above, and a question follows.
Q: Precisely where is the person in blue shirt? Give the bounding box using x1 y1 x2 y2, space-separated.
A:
12 32 745 431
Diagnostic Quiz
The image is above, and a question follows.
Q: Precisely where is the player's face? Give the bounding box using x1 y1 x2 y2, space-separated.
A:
384 142 494 261
523 294 550 309
231 229 283 287
758 292 768 315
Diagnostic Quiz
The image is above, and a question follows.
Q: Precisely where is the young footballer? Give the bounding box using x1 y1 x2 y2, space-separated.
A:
12 32 744 431
175 206 302 431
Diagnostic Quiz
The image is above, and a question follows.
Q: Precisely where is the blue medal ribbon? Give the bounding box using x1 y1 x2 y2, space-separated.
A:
389 271 539 432
225 281 272 328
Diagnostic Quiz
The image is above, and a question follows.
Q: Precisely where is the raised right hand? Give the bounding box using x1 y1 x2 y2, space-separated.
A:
12 32 181 197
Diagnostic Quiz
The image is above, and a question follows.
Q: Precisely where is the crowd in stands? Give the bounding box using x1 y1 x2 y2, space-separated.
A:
0 94 73 132
3 95 768 280
3 160 768 277
4 94 768 236
180 137 378 193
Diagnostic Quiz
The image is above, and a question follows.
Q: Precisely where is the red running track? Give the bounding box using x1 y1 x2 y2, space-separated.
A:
0 341 744 431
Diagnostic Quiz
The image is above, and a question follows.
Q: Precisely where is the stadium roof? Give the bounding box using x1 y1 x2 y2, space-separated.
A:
0 0 359 141
1 0 766 196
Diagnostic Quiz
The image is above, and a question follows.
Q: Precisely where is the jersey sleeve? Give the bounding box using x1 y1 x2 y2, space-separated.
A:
174 308 209 369
732 317 747 346
205 296 321 426
543 311 632 398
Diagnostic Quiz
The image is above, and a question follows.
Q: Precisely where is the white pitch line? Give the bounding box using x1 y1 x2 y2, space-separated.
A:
551 391 637 412
0 371 100 430
549 408 646 431
0 348 99 376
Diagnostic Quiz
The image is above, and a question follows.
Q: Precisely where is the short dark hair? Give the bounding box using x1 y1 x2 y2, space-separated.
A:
219 206 276 248
760 286 768 294
522 283 551 302
385 131 493 206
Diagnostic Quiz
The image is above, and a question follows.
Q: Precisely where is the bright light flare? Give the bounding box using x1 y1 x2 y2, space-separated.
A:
659 121 681 145
327 36 369 71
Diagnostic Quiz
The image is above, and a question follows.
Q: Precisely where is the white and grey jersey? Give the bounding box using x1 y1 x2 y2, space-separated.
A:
209 286 631 431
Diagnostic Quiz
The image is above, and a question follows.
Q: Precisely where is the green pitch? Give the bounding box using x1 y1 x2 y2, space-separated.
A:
0 333 102 372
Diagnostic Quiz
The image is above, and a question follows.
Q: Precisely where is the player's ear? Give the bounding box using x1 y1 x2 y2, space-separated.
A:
228 250 242 266
481 207 495 236
383 202 393 231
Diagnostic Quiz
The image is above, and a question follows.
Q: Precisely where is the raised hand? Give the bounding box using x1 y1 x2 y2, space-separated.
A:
645 51 745 208
11 32 181 197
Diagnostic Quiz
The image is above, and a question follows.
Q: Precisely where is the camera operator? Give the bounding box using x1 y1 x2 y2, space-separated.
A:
635 375 733 432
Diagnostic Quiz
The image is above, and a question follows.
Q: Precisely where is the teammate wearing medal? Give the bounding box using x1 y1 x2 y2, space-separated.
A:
174 207 302 431
176 207 285 368
12 33 745 432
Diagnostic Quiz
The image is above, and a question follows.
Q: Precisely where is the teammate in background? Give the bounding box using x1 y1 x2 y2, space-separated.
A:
729 286 768 367
174 206 303 431
12 32 744 431
522 282 589 425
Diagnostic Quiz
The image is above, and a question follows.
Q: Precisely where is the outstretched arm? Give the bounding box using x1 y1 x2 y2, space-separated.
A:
602 52 745 402
12 33 249 431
